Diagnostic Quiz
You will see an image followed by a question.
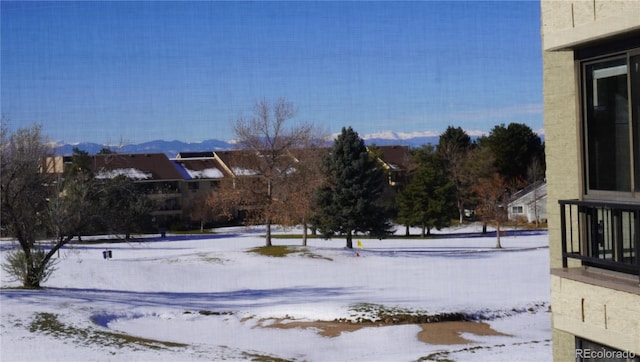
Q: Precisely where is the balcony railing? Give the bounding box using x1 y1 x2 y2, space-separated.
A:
559 199 640 281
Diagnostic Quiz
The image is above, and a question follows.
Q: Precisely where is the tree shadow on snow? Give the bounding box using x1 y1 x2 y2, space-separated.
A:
0 286 356 311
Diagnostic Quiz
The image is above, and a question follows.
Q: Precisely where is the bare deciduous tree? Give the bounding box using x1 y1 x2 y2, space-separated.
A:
526 156 546 226
219 98 316 246
185 191 217 232
453 145 496 226
473 173 508 248
438 127 473 224
0 124 80 287
274 146 327 246
0 123 142 287
473 173 522 249
439 141 471 224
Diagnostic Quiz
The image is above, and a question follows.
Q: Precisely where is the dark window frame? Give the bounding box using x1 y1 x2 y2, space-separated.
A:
580 47 640 199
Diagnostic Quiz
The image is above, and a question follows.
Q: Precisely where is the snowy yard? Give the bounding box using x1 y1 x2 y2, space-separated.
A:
1 224 551 361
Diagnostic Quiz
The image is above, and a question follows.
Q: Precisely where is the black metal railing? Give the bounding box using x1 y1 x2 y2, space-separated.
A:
559 199 640 280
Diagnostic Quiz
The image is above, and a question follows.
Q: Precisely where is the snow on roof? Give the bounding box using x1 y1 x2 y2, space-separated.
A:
232 167 258 176
95 168 152 180
185 167 224 179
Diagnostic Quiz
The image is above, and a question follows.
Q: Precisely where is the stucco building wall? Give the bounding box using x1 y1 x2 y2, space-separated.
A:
541 1 640 361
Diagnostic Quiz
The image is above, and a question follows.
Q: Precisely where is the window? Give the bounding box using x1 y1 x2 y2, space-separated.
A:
512 206 523 214
582 48 640 196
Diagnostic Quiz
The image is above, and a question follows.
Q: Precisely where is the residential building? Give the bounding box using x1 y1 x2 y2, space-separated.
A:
507 181 547 224
49 146 414 231
374 145 415 187
90 153 185 228
172 152 230 228
542 1 640 361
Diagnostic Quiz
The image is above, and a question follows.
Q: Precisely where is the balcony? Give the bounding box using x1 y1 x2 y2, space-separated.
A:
559 199 640 282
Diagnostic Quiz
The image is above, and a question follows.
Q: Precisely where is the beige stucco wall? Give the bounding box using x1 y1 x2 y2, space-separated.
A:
542 0 640 51
44 156 65 174
551 276 640 356
543 48 581 270
552 328 578 362
542 1 640 360
542 21 583 362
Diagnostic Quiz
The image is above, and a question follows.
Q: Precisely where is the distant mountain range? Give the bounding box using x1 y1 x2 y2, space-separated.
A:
55 139 235 157
54 137 442 157
55 131 543 157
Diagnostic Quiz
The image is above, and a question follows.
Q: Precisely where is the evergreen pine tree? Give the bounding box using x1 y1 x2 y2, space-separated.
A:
480 123 544 183
396 145 455 237
314 127 393 248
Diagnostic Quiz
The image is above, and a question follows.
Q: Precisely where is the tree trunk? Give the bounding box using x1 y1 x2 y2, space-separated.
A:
265 219 272 247
25 271 40 289
24 250 40 289
302 221 308 247
457 200 464 225
495 222 502 249
346 230 353 249
533 187 539 227
482 222 487 234
405 225 410 237
421 225 426 238
265 180 273 247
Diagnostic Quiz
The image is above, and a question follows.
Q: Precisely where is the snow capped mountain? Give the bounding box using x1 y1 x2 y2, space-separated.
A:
363 130 441 140
54 129 544 156
55 139 234 156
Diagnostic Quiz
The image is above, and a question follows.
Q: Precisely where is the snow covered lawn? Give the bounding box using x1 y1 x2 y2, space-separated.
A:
1 225 551 361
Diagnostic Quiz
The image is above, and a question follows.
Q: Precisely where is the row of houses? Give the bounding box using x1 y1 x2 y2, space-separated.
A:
49 146 415 229
48 144 548 230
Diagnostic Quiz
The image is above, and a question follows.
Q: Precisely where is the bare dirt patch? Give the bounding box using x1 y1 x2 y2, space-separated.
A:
261 318 510 345
262 319 364 337
417 321 509 345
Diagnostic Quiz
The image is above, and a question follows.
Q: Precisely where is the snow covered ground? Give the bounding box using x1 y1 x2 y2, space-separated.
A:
1 224 551 361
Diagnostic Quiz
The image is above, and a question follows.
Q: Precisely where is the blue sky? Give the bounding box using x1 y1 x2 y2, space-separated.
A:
1 1 542 144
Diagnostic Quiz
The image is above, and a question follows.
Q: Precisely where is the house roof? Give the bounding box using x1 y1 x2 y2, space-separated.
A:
76 145 414 182
172 155 228 180
214 149 299 177
509 181 547 204
90 153 184 181
213 150 261 176
375 145 415 171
